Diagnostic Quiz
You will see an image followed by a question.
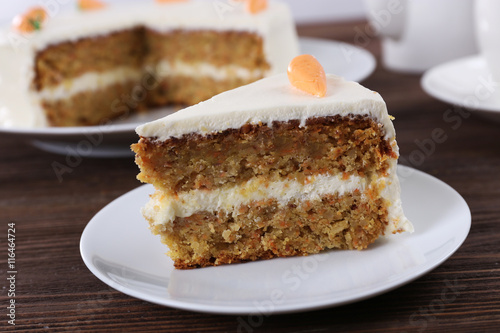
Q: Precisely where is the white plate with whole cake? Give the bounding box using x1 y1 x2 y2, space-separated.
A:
80 165 471 315
0 34 375 157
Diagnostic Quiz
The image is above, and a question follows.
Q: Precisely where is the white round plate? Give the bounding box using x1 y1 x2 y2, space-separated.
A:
0 37 375 157
421 55 500 121
80 165 471 315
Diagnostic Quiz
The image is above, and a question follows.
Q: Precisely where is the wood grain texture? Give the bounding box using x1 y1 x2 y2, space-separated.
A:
1 20 500 332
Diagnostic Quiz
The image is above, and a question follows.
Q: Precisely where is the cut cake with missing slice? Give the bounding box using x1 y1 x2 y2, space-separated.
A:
1 1 298 127
132 72 413 269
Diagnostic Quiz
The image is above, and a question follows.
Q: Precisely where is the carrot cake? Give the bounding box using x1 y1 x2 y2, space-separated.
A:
0 0 298 127
132 56 413 269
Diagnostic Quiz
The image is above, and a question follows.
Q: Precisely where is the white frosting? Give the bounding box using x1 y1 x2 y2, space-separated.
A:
382 160 414 233
0 40 46 127
37 67 143 102
143 171 413 234
136 74 396 141
0 0 298 128
154 60 267 82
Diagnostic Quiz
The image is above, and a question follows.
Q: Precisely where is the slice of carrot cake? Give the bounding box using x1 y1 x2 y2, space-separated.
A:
132 55 413 269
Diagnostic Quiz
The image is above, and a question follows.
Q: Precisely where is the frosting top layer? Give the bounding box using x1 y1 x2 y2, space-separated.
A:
136 73 396 141
3 1 292 48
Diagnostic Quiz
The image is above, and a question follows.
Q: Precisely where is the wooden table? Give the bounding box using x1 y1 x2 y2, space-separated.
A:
1 21 500 332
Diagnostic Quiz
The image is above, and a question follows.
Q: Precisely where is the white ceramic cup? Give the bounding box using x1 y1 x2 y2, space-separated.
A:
364 0 477 73
475 0 500 83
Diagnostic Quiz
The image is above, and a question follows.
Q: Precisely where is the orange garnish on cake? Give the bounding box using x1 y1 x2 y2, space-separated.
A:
12 7 48 33
287 55 327 97
78 0 107 10
246 0 268 14
155 0 188 3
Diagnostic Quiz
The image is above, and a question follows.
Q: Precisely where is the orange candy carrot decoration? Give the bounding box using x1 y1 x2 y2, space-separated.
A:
12 7 48 33
78 0 107 10
155 0 188 3
287 55 327 97
246 0 268 14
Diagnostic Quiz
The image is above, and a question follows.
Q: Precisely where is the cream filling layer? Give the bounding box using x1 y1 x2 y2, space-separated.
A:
37 67 143 102
143 167 413 234
143 174 369 230
153 60 267 82
144 174 377 228
37 61 265 102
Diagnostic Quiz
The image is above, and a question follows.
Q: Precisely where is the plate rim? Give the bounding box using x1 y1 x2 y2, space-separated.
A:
421 54 500 114
80 165 471 315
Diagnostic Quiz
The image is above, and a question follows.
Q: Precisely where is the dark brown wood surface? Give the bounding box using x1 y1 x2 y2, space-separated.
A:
1 21 500 332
